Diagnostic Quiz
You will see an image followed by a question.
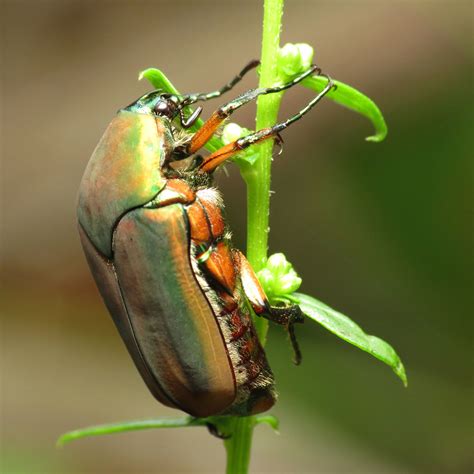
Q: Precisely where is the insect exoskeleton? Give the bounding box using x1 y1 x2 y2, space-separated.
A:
77 61 333 416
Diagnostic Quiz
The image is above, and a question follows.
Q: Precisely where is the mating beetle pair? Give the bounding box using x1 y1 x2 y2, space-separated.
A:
77 61 332 417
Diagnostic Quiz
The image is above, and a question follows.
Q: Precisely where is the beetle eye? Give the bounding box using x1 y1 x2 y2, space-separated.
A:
153 98 179 119
154 101 170 115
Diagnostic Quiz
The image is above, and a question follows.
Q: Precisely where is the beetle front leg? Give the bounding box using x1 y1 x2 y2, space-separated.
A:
196 73 334 173
183 59 260 106
187 64 324 155
234 250 304 364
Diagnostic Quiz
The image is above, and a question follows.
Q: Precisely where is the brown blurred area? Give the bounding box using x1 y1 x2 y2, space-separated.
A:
1 1 472 473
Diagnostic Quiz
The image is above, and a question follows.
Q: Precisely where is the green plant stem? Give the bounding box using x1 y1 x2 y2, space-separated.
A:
226 1 284 473
224 417 254 474
242 0 284 342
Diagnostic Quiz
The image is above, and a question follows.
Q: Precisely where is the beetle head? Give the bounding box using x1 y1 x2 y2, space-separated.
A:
153 93 181 120
125 91 202 129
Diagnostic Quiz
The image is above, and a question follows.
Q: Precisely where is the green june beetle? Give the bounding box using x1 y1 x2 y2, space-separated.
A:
77 61 333 418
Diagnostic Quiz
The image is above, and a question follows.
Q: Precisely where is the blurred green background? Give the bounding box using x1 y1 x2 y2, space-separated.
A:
2 1 472 473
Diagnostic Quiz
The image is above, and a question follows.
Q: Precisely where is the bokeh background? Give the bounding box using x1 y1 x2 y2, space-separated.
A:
2 1 472 473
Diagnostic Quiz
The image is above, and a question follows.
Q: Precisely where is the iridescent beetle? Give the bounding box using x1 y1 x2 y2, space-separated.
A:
77 61 332 418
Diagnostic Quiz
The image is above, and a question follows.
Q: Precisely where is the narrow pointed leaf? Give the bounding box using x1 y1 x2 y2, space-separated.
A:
294 292 407 386
138 68 179 97
254 415 280 432
57 417 207 447
302 76 388 142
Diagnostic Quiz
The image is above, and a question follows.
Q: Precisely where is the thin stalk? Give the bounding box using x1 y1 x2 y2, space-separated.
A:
224 417 254 474
247 0 284 343
225 0 284 473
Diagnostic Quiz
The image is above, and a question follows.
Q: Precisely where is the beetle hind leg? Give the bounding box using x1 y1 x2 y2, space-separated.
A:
261 304 304 366
234 250 304 364
266 304 305 326
266 305 304 366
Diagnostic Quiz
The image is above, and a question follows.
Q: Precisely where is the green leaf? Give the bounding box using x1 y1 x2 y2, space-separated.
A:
57 417 207 447
294 292 407 386
254 415 280 432
302 76 388 143
138 68 180 97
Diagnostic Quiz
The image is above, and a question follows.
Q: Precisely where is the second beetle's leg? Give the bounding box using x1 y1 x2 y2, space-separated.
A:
234 250 304 364
197 74 334 173
188 65 323 154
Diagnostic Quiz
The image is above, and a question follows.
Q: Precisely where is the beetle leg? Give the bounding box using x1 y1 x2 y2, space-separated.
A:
288 322 302 366
197 74 334 173
187 64 324 155
178 59 260 130
206 422 231 439
183 59 260 105
178 60 259 132
263 306 304 366
233 250 270 315
201 241 237 296
234 250 304 364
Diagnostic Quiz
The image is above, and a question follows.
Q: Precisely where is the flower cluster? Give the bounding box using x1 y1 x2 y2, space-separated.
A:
257 253 302 303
